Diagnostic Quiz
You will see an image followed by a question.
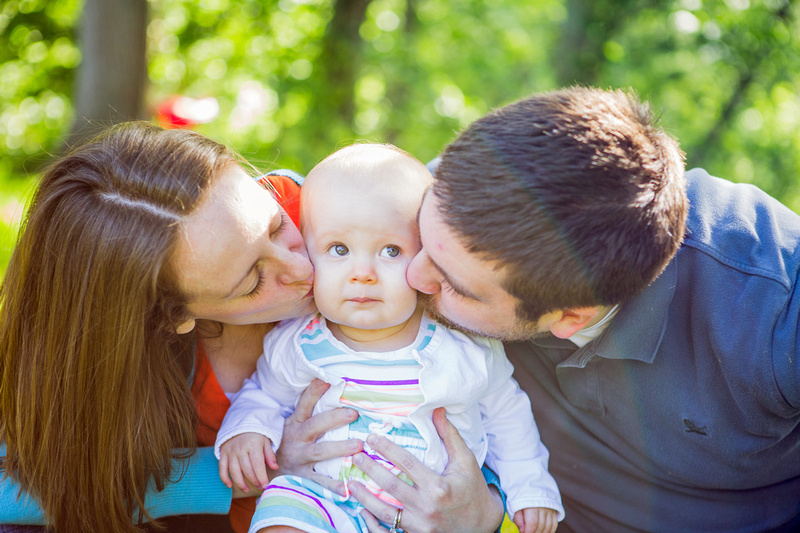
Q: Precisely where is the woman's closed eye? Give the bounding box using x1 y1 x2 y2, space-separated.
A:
245 271 266 298
270 212 287 237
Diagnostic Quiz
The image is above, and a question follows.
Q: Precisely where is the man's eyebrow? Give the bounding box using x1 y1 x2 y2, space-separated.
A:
428 255 482 301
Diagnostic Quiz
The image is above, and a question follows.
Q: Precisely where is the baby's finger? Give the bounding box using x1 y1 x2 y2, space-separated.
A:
238 452 265 490
228 457 251 493
545 511 558 533
218 454 233 489
265 444 279 471
248 450 270 489
513 513 525 533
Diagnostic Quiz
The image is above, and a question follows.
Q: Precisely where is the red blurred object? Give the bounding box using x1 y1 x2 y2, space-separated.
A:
155 96 219 129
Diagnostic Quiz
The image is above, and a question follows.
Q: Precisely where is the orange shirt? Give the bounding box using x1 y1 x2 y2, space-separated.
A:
190 173 302 533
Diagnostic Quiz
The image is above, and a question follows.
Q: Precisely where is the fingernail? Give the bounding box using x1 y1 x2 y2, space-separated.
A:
366 434 378 446
353 453 363 465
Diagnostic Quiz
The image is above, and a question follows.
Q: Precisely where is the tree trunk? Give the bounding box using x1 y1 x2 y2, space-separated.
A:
315 0 372 125
65 0 148 150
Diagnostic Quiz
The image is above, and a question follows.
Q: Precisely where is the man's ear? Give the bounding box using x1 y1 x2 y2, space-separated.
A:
175 318 197 335
549 307 602 339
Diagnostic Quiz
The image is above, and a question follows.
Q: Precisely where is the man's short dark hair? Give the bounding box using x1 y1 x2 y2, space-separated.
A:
434 86 687 322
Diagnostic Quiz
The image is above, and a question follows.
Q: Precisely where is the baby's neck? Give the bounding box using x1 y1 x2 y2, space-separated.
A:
328 306 424 352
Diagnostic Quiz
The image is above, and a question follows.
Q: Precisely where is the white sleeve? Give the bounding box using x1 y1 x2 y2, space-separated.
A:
479 339 565 520
214 319 315 458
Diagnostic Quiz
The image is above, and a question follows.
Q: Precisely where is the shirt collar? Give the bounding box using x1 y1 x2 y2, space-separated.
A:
532 256 678 365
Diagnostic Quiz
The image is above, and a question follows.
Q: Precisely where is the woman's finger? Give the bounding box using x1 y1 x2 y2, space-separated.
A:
352 408 504 532
432 407 477 473
359 507 389 533
303 471 347 496
348 482 405 531
361 434 434 496
291 378 330 423
287 406 359 443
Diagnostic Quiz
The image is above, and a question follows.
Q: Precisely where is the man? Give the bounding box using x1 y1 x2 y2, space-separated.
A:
350 87 800 532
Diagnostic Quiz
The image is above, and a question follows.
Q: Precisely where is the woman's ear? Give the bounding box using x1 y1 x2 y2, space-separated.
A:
175 318 196 335
549 307 602 339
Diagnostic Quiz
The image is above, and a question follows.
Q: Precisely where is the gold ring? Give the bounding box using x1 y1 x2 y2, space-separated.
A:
389 507 402 533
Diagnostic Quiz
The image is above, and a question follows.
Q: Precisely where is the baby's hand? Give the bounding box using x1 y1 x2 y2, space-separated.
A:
513 507 558 533
219 432 278 492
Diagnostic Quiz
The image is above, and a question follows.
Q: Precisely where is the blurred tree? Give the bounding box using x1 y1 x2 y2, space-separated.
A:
65 0 148 148
0 0 80 174
1 0 800 208
313 0 372 125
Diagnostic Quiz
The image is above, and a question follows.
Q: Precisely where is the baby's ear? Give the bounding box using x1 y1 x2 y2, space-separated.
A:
548 307 602 339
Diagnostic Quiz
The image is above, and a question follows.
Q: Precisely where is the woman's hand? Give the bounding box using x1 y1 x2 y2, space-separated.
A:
349 408 505 533
275 378 364 495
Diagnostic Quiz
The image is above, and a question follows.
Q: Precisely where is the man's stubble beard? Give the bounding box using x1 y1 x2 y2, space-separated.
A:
417 293 548 342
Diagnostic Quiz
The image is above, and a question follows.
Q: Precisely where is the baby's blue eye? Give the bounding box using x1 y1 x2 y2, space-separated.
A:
328 244 349 257
380 245 400 258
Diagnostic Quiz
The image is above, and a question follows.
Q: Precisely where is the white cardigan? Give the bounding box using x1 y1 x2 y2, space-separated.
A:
216 312 564 518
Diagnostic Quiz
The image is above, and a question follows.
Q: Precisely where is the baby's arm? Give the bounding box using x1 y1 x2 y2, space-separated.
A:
218 432 278 492
478 338 564 522
215 322 314 488
514 507 558 533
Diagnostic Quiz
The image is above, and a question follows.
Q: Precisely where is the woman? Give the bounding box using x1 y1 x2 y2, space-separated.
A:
0 122 502 533
0 122 360 533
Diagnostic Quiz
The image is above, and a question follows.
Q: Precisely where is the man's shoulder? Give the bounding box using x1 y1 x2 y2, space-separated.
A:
683 168 800 287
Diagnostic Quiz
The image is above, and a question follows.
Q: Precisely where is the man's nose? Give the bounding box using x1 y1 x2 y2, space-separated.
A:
407 250 440 294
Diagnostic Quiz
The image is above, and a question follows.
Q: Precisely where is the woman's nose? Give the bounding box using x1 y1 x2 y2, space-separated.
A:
277 248 314 285
407 250 440 294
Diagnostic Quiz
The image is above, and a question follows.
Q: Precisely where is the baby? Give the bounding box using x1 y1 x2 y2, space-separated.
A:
215 144 563 533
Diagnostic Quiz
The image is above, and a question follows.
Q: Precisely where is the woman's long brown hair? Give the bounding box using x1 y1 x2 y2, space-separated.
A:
0 122 235 531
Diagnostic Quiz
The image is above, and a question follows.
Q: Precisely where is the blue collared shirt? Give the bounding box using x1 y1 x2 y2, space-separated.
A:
506 168 800 532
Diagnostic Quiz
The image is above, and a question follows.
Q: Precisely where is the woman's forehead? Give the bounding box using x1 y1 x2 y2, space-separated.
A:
174 166 278 299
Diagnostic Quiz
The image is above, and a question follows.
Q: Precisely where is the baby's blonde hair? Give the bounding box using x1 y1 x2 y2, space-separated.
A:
301 143 433 231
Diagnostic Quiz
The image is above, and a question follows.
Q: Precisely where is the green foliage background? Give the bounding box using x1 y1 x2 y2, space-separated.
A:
2 0 800 275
